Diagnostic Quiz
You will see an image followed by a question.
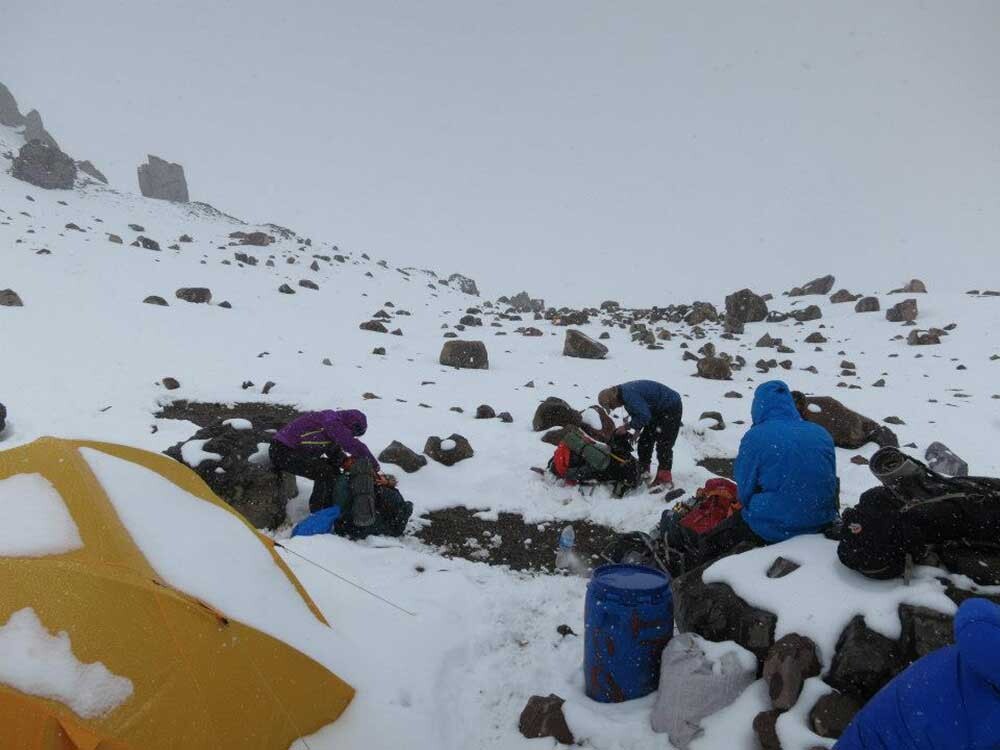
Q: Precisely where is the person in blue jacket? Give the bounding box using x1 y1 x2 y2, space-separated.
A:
835 597 1000 750
599 380 683 488
687 380 838 567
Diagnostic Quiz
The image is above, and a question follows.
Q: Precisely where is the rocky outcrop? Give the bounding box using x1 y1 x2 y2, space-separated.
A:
447 273 479 296
137 154 189 202
439 340 489 369
12 141 76 190
378 441 428 473
563 329 608 359
22 109 59 150
886 298 918 323
532 397 583 433
788 274 835 297
0 82 25 127
76 160 108 184
165 420 297 528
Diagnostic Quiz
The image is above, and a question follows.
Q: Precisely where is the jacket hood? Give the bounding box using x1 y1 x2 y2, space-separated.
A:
751 380 801 426
338 409 368 436
955 597 1000 686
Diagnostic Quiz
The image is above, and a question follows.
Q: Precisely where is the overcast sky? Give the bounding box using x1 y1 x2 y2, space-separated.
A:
4 1 999 305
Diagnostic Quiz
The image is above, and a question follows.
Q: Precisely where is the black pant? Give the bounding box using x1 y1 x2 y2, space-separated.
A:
269 441 342 509
685 511 763 570
637 402 683 470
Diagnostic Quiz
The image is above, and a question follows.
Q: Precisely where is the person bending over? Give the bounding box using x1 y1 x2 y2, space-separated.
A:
599 380 683 488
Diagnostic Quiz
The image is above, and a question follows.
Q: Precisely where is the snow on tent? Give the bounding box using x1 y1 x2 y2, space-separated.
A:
0 437 354 750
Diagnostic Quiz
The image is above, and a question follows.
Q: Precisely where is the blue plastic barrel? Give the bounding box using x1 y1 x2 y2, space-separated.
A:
584 564 673 702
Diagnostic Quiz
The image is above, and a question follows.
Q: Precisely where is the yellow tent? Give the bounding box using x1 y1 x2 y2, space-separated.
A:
0 437 354 750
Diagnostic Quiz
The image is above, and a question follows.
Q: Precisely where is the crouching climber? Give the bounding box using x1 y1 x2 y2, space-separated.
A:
679 380 838 569
835 597 1000 749
270 408 386 527
598 380 683 488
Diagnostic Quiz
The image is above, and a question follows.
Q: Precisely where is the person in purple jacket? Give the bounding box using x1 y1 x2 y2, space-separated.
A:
270 409 382 526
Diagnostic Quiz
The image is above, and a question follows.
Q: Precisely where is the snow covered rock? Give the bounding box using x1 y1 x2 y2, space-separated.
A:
791 393 898 450
378 441 427 473
137 154 189 202
891 278 928 294
885 298 918 323
518 694 574 745
563 329 608 359
165 420 296 528
11 141 76 190
424 434 473 466
788 274 835 297
725 288 769 324
532 397 582 433
439 340 488 369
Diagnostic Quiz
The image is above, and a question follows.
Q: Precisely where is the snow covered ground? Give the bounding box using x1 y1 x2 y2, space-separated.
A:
2 117 1000 749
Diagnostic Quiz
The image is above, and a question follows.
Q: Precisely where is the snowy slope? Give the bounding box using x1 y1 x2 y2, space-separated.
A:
3 117 1000 749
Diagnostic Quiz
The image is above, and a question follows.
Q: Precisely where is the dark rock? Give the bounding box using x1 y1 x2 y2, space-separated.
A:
298 279 319 290
699 411 725 431
830 289 860 304
137 154 189 202
12 141 76 190
234 252 258 266
752 709 783 750
809 692 861 739
424 434 474 466
175 287 212 304
924 441 968 477
440 340 489 369
165 419 297 528
672 566 777 663
179 234 193 243
360 320 388 333
697 457 736 479
135 235 160 251
498 411 514 423
891 279 927 294
563 329 608 359
826 616 902 701
161 377 180 390
378 441 428 473
792 393 898 450
518 694 574 746
0 402 6 434
789 274 835 297
886 298 918 323
725 288 769 324
475 404 496 419
907 329 940 346
0 289 24 307
262 381 276 395
278 284 295 294
804 332 827 344
107 234 123 244
883 416 905 425
898 605 953 666
519 327 543 337
766 557 800 579
143 295 168 306
757 333 781 348
725 391 743 399
76 160 108 184
459 314 482 327
532 397 582 432
790 305 822 322
764 634 821 710
129 224 145 232
854 296 880 313
696 356 732 380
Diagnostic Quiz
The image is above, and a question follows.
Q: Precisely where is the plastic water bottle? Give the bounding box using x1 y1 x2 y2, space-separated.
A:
556 525 577 571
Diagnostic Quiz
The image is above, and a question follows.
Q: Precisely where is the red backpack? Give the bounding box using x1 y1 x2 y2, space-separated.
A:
680 478 741 534
551 444 573 478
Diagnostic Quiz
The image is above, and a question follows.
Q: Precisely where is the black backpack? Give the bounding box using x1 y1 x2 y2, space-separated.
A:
838 448 1000 581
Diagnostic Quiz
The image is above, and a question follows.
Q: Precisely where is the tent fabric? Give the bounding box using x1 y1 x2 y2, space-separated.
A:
0 437 354 750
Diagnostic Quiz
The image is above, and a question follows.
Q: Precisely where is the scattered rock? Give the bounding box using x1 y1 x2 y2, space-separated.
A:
699 411 725 431
378 441 428 473
891 279 927 294
792 393 898 450
907 329 940 346
563 329 608 359
498 411 514 423
854 297 880 313
360 320 388 333
696 356 732 380
107 234 123 244
789 274 835 297
143 295 168 306
886 298 918 323
763 634 821 710
439 340 489 369
424 434 474 466
809 692 861 739
725 288 769 324
278 283 296 294
826 616 901 701
161 377 180 390
0 289 24 307
925 441 969 477
790 304 822 322
518 694 574 746
804 332 827 344
476 404 497 419
447 273 480 296
829 289 860 304
766 557 800 579
137 154 189 202
175 287 212 304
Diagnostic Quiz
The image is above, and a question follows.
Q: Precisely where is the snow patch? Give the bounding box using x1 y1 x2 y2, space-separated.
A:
222 418 253 430
179 438 222 468
440 438 457 451
0 608 133 718
0 473 83 557
581 408 603 431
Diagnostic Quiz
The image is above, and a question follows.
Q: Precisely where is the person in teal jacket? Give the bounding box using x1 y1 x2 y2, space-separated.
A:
835 597 1000 749
683 380 838 568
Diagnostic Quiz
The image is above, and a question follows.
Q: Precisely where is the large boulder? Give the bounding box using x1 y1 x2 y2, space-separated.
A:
22 109 59 149
11 140 76 190
725 289 769 324
0 81 25 127
684 301 719 326
886 298 918 323
826 616 902 701
424 434 474 466
792 393 898 450
672 566 777 663
854 296 880 313
789 274 835 297
137 154 190 202
763 634 821 710
696 356 732 381
563 329 608 359
439 340 489 369
165 419 296 529
175 287 212 304
447 273 479 296
378 441 427 473
532 397 582 432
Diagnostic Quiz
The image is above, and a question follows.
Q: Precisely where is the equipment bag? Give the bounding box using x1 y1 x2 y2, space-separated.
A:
562 428 613 472
679 479 741 534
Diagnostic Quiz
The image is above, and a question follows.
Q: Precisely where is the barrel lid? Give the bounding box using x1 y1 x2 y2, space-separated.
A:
590 564 670 594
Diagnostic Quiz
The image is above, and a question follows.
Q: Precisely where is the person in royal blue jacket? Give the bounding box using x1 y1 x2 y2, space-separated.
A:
687 380 838 567
835 597 1000 750
598 380 683 488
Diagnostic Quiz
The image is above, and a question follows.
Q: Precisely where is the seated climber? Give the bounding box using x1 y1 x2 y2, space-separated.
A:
835 597 1000 749
270 409 384 526
598 380 683 488
683 380 838 569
